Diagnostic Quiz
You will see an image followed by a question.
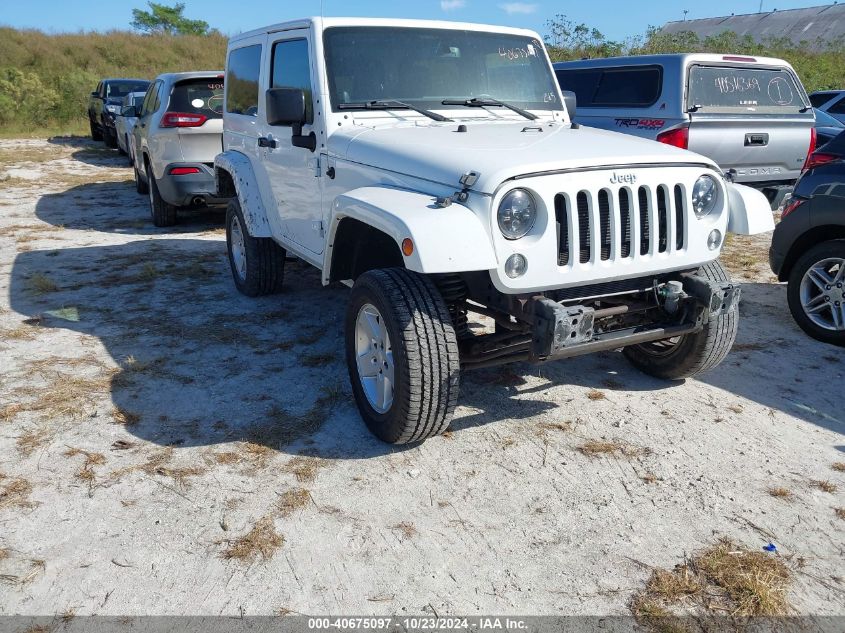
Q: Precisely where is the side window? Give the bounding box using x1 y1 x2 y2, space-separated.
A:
271 39 313 125
827 96 845 114
226 44 262 116
810 93 833 108
151 81 163 113
556 66 662 108
140 83 155 116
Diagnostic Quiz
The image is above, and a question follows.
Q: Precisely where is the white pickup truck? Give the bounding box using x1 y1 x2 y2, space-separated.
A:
214 17 774 444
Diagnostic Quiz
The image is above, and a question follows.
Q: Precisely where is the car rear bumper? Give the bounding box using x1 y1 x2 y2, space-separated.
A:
157 163 230 208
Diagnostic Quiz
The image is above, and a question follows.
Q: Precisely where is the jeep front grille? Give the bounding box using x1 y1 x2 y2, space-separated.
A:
555 184 686 266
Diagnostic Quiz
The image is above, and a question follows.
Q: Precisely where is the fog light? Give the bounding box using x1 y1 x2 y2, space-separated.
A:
707 229 722 251
505 253 528 278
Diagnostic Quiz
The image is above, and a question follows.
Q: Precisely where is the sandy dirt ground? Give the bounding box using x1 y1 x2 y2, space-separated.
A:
0 137 843 618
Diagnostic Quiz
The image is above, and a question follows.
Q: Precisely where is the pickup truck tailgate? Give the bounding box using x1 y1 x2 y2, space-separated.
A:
688 113 813 183
686 64 813 183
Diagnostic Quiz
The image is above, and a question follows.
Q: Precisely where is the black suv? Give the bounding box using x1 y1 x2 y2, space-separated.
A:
770 131 845 346
88 78 150 147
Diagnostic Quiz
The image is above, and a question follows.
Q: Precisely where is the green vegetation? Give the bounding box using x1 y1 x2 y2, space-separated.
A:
2 12 845 137
131 2 210 36
545 14 845 93
0 28 225 135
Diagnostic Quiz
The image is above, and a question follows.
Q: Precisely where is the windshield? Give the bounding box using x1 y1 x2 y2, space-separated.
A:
106 81 149 99
169 78 225 118
687 65 807 113
323 27 560 113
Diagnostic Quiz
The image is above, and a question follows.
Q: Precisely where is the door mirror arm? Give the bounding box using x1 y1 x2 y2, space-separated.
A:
291 122 316 152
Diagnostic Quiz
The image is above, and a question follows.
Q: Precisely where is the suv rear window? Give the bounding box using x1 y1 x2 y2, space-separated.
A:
810 93 837 108
169 78 224 118
687 65 806 113
106 81 149 99
555 66 662 108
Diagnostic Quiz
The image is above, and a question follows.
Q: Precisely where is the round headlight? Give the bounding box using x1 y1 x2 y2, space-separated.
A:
691 175 718 218
498 189 537 239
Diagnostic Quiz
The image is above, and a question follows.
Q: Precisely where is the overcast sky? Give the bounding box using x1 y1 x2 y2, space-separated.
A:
0 0 830 40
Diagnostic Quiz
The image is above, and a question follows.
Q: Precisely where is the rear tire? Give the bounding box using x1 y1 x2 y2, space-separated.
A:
225 198 285 296
134 164 148 194
147 164 177 227
786 240 845 346
103 126 117 149
89 117 102 142
623 261 738 379
345 269 460 444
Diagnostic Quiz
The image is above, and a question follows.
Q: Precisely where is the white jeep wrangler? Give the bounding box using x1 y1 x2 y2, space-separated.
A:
214 17 773 444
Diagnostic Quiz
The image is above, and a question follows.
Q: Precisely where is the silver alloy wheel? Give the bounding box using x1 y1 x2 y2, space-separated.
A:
355 303 394 414
229 214 247 282
800 256 845 331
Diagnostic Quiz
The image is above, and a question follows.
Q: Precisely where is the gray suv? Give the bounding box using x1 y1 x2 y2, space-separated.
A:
131 71 227 226
554 54 816 208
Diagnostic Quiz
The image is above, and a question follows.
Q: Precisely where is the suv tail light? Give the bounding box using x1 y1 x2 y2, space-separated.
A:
160 111 208 128
781 197 805 219
803 151 839 171
656 125 689 149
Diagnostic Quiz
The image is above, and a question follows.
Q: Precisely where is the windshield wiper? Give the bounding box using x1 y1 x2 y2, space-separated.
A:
441 97 538 121
338 100 453 122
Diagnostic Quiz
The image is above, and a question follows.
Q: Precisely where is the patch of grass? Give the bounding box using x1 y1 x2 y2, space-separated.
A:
63 447 106 483
112 407 140 426
630 538 791 624
0 403 24 421
811 480 837 493
28 272 58 294
767 487 793 499
586 389 606 401
276 488 311 517
391 521 418 539
0 548 8 560
1 559 45 586
537 421 573 433
110 447 206 489
137 263 158 281
835 508 845 520
831 462 845 473
0 325 39 341
640 472 660 484
578 439 650 459
282 456 323 483
16 428 50 456
727 404 744 414
221 516 284 562
12 370 114 420
0 477 33 510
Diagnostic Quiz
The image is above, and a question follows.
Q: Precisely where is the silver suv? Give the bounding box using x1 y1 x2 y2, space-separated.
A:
131 71 227 226
554 54 815 208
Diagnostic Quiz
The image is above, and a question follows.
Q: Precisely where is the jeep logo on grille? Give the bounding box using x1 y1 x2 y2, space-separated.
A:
610 172 637 184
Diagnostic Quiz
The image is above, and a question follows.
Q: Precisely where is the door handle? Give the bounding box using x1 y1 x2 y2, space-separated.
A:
744 133 769 147
258 137 278 149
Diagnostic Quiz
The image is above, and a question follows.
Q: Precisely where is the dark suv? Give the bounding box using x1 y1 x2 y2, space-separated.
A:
770 131 845 346
88 78 150 147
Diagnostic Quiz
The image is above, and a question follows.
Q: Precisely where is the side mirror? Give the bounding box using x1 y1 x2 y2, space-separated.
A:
266 87 307 127
266 87 315 151
121 106 137 117
561 90 577 118
91 91 100 98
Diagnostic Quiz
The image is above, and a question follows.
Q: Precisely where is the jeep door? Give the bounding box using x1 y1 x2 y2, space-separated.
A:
259 32 324 255
685 63 815 184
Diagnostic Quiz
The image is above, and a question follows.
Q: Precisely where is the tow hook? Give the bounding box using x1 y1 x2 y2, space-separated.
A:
681 274 741 320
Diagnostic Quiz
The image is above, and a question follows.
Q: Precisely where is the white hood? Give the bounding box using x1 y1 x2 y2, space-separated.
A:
329 120 717 194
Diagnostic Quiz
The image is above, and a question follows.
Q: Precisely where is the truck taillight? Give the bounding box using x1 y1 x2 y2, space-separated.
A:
801 128 819 172
160 111 208 128
656 126 689 150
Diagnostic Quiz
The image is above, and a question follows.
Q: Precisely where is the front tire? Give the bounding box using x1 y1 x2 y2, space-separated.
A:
786 240 845 346
345 269 460 444
623 261 738 379
103 126 117 149
225 198 285 296
147 164 176 227
89 117 102 141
